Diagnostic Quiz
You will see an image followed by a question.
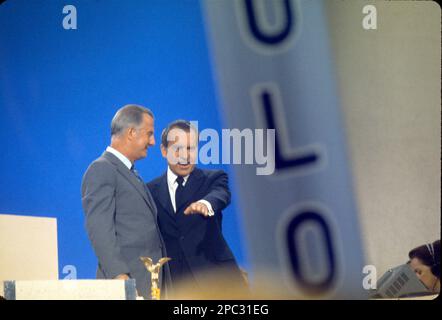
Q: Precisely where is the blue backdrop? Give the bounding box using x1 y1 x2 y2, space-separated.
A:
0 0 248 279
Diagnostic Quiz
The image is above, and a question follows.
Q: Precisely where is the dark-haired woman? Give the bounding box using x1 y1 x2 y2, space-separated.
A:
408 240 440 293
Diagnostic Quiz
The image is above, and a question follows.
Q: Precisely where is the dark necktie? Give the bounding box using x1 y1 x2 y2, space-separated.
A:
131 165 151 196
130 165 156 213
175 176 185 213
131 165 143 183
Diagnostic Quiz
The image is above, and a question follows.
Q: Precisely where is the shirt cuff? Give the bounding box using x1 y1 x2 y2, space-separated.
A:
197 200 215 216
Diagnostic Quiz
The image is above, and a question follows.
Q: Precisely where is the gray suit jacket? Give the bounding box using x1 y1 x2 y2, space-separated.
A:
81 151 171 299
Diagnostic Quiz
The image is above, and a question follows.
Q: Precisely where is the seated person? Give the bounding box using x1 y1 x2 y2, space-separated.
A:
408 240 440 293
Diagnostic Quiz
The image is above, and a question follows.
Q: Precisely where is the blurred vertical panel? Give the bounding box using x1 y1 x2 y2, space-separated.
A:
202 0 366 299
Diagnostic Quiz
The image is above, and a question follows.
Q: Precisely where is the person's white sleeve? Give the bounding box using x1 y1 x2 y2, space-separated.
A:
197 199 215 216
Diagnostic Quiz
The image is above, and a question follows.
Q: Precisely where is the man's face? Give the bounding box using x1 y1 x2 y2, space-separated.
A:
128 114 155 161
161 127 197 177
409 257 437 291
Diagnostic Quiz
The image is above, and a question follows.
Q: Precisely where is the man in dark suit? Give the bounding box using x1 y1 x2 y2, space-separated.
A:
147 120 246 296
81 104 171 299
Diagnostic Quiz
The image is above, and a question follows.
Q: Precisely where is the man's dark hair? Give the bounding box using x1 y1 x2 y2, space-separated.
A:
161 120 198 147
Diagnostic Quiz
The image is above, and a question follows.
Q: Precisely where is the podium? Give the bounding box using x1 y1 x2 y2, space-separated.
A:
1 279 137 300
0 214 58 281
0 214 140 300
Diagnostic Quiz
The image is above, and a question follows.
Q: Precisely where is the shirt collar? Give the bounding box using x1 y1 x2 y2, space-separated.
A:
167 166 189 187
106 146 132 170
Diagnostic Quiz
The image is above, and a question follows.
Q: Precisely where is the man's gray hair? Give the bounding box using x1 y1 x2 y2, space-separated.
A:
111 104 154 137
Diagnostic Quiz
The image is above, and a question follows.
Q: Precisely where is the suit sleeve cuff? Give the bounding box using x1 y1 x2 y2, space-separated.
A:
197 199 215 216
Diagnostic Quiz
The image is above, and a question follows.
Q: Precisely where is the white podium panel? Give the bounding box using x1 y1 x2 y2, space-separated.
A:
0 214 58 281
2 279 137 300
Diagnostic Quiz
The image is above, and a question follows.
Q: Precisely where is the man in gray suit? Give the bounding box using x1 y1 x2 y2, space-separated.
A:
81 104 171 299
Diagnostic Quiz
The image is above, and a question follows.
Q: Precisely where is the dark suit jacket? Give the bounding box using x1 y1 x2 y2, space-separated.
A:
81 151 172 299
147 168 244 288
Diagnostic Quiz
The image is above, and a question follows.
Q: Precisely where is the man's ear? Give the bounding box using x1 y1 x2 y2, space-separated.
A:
160 144 167 158
126 127 136 141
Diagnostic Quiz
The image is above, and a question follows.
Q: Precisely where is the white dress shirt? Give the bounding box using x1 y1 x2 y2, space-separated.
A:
106 146 132 170
167 166 214 216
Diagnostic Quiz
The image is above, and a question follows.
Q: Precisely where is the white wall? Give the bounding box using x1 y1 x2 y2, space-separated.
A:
325 0 440 276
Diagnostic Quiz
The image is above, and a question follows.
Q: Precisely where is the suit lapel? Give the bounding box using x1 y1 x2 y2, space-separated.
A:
157 174 178 220
102 151 156 214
